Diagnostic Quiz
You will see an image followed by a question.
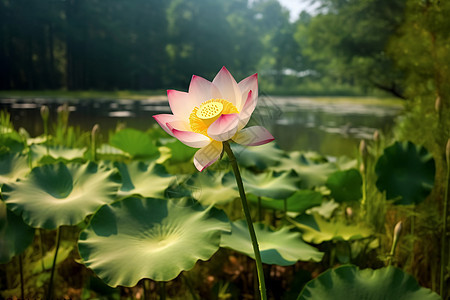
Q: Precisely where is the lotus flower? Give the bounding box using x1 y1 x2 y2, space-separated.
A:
153 67 274 171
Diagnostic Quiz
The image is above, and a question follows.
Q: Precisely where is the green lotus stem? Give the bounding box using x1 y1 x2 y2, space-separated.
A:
91 124 99 162
47 227 62 300
440 139 450 297
359 140 368 215
38 229 46 272
182 273 199 300
160 281 166 300
40 105 49 155
223 141 267 300
19 254 24 299
329 242 336 267
143 279 150 300
258 196 262 222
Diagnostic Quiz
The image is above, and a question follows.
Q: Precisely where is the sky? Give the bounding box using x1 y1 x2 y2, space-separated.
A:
277 0 319 21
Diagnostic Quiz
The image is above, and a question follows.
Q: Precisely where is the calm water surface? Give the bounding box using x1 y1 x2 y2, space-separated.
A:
0 96 401 157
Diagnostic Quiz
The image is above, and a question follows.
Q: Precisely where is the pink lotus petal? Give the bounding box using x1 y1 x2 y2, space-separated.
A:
188 75 220 107
237 90 256 131
237 73 258 111
193 141 223 171
171 128 211 148
207 113 240 142
167 89 193 120
212 66 241 107
153 114 178 137
232 126 274 146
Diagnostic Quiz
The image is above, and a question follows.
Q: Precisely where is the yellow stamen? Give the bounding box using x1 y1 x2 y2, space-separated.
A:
189 99 238 137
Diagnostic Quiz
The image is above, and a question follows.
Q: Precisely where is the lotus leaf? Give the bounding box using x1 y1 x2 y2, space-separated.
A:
298 265 441 300
375 141 435 205
0 201 35 263
224 169 300 200
2 162 121 229
96 144 130 160
0 152 29 185
272 152 338 189
0 132 25 153
290 214 373 244
230 142 286 170
186 172 238 206
30 144 87 164
306 200 339 219
115 161 176 198
221 220 323 266
248 190 323 213
163 140 197 163
109 128 159 158
325 169 362 203
78 197 230 286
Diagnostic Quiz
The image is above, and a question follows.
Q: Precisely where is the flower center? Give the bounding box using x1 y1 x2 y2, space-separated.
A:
189 99 238 137
196 101 224 126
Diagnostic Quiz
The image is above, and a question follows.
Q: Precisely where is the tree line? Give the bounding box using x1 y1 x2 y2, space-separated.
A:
0 0 448 99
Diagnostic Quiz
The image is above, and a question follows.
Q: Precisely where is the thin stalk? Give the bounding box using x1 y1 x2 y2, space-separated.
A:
47 227 62 300
143 279 150 300
44 121 49 155
38 229 46 271
182 273 199 300
411 211 415 264
258 196 262 222
223 141 267 300
329 242 336 267
19 254 24 300
159 281 166 300
440 150 450 296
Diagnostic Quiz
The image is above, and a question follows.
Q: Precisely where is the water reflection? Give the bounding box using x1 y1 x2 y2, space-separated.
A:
0 96 401 157
254 97 400 156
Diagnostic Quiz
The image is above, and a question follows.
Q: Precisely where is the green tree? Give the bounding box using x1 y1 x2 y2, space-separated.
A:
299 0 407 96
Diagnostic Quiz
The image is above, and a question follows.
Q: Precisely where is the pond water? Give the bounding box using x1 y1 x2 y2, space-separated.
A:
0 96 401 157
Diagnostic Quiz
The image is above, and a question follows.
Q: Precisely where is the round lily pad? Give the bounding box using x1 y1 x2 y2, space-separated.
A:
248 190 323 213
273 152 338 189
0 201 35 263
109 128 159 158
325 169 362 203
298 265 441 300
186 172 239 206
78 197 230 286
224 169 300 200
375 141 435 205
230 142 287 170
2 162 121 229
290 214 373 244
221 220 323 266
163 140 197 163
30 144 87 164
115 161 176 199
0 152 30 185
